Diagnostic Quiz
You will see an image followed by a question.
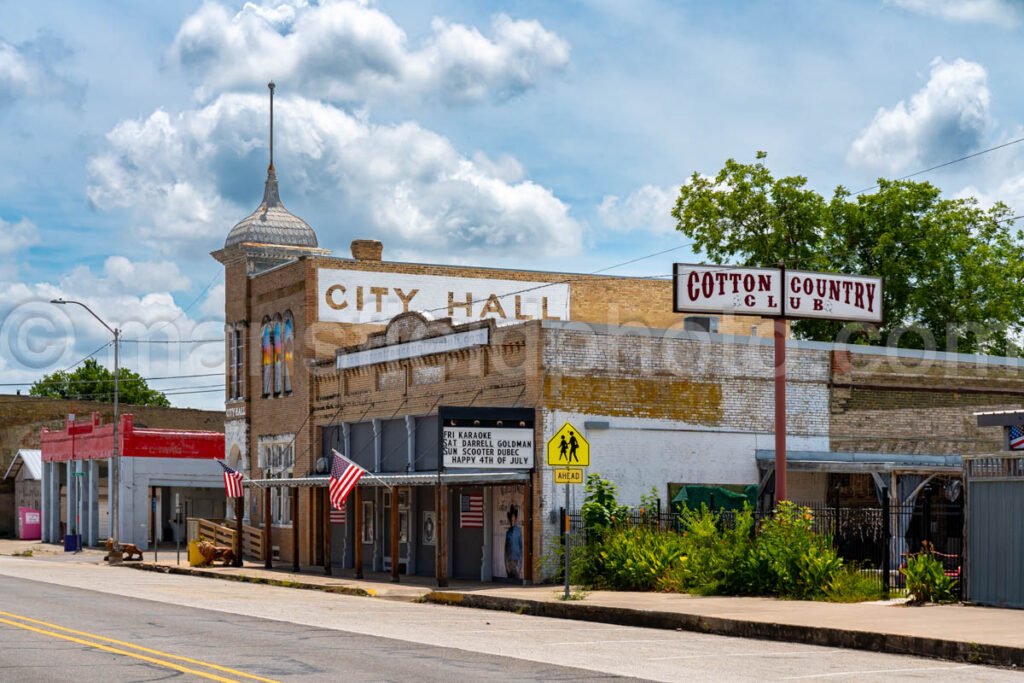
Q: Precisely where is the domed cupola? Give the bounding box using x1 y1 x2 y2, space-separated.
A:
213 82 327 269
224 165 318 249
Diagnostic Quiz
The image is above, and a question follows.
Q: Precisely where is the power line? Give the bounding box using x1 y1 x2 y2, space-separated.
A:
853 135 1024 195
135 269 223 341
0 372 224 388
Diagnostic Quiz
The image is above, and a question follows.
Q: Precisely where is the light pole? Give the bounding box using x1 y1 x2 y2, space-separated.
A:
51 299 122 562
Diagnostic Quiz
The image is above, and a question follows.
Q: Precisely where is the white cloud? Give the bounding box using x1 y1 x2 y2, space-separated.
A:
0 268 225 409
0 217 39 255
598 184 678 234
886 0 1021 25
87 93 582 259
0 35 78 107
102 256 191 292
169 1 570 106
848 58 991 173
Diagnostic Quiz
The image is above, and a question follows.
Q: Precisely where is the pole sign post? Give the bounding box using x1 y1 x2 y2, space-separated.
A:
673 264 882 504
546 422 588 599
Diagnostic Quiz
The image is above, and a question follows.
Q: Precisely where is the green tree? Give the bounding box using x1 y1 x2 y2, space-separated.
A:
673 152 1024 354
29 358 171 407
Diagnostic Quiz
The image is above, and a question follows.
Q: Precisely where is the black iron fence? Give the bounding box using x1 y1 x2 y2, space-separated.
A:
561 499 963 599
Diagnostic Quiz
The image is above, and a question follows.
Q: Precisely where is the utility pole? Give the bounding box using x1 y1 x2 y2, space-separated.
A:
51 299 122 561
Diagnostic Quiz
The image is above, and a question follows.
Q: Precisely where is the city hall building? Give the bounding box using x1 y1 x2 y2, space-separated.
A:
213 127 1024 583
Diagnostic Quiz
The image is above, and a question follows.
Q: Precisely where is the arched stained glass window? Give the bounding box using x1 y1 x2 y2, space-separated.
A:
273 316 283 395
261 320 273 396
283 313 295 394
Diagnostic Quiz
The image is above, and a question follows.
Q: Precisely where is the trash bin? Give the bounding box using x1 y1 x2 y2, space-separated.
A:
63 534 82 552
188 540 204 567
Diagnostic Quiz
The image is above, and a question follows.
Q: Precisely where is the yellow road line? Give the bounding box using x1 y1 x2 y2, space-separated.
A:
0 611 280 683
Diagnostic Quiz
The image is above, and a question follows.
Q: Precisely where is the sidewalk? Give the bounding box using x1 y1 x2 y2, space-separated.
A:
4 540 1021 668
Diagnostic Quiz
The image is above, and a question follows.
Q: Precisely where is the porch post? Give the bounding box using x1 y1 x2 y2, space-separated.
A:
322 487 332 576
391 488 400 582
523 475 534 585
353 486 363 579
263 485 272 568
291 486 300 572
437 483 448 588
233 495 244 567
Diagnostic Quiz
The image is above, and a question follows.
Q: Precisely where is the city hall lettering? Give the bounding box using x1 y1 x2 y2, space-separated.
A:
318 269 570 324
442 427 535 469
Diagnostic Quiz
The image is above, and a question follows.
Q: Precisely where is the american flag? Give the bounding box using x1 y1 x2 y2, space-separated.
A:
329 452 366 511
218 461 244 498
460 494 483 528
1010 425 1024 450
329 507 347 524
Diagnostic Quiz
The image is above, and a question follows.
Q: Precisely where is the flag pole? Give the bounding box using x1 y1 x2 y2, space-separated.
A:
332 449 393 491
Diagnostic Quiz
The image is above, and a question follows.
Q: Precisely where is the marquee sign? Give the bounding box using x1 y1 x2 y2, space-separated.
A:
318 268 570 325
673 264 882 323
439 406 535 470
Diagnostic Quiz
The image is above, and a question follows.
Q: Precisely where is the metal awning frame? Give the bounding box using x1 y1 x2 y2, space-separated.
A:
243 470 531 488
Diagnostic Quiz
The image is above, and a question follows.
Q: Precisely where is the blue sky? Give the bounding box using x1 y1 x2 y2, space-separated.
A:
2 0 1023 408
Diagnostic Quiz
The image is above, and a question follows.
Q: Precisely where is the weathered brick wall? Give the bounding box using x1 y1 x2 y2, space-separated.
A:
829 349 1024 454
541 323 830 436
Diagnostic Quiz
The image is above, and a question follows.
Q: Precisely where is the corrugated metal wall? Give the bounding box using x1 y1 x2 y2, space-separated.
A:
966 457 1024 609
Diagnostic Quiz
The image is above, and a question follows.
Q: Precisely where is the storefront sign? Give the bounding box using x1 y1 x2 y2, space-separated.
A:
784 270 881 323
439 406 536 470
673 264 882 323
442 426 534 469
337 327 488 369
318 268 570 325
673 265 782 316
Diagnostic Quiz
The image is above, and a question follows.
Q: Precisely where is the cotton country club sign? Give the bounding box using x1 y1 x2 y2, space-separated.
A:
673 264 882 323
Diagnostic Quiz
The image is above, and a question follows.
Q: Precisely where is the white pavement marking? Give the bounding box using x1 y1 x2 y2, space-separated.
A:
0 558 1015 683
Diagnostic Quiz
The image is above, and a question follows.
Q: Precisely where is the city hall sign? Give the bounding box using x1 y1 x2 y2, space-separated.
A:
318 269 570 325
673 264 882 323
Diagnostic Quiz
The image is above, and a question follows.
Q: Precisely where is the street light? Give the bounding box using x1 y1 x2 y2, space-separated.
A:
51 298 122 562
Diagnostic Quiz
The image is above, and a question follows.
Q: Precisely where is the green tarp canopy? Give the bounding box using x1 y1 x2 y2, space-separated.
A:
672 484 757 511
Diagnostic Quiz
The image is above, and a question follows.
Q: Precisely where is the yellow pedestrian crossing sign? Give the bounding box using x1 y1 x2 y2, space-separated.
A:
547 421 589 467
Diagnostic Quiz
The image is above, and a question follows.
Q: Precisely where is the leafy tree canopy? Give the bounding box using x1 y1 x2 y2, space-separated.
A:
672 152 1024 355
29 358 171 407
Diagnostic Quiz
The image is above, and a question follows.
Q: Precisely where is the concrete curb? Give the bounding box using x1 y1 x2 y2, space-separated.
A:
423 592 1024 669
125 562 375 598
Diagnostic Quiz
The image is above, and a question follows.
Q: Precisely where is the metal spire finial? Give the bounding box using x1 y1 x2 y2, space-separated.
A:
268 81 275 171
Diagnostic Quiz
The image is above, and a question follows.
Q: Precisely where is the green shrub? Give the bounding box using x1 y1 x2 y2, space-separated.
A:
825 566 885 603
580 474 629 542
592 527 687 591
751 502 844 599
901 549 958 604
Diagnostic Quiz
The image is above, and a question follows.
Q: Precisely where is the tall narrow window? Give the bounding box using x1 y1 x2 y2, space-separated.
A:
273 316 283 395
227 327 237 400
235 327 245 399
262 320 273 396
283 313 294 394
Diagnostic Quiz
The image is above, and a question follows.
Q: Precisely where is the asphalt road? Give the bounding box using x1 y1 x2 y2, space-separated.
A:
0 556 1017 682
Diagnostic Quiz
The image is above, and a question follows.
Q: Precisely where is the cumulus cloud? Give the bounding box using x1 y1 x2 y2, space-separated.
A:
169 0 570 106
886 0 1021 25
0 217 39 255
87 93 582 259
0 266 225 409
598 185 678 234
0 34 79 107
848 58 991 173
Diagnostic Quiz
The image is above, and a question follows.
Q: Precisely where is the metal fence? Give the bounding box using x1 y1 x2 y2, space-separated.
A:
561 500 963 599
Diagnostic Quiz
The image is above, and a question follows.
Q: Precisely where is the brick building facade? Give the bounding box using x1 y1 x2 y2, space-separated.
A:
210 116 1024 580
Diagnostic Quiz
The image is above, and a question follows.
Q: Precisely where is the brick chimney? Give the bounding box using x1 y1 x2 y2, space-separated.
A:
351 239 383 261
